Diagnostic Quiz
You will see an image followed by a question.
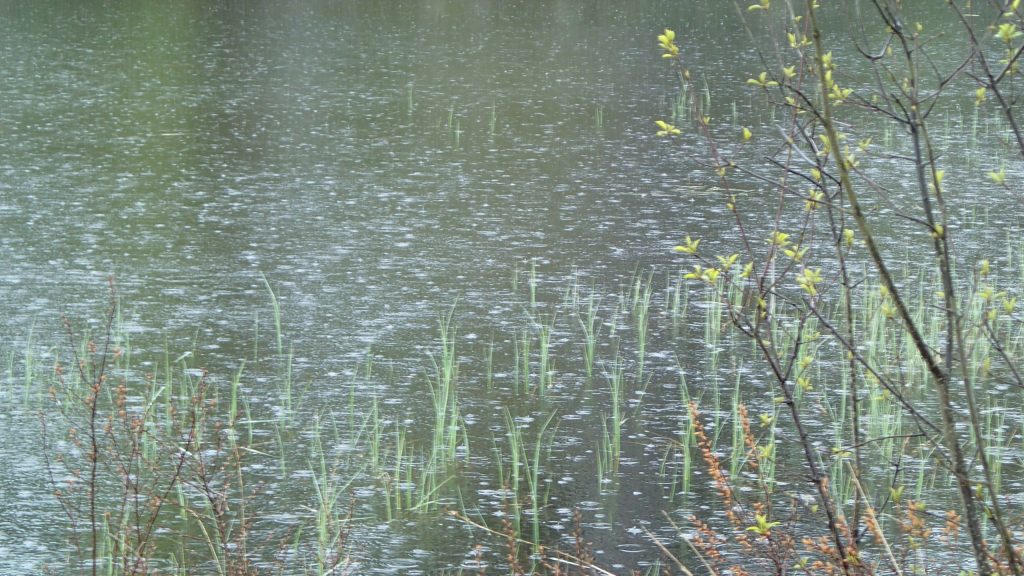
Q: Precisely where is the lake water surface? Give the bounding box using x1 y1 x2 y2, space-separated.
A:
2 1 1022 574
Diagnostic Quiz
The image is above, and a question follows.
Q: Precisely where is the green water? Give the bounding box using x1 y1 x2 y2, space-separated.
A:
1 1 1022 574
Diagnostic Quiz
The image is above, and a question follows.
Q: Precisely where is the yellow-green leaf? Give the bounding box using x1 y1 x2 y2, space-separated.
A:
674 235 701 254
717 253 739 269
997 23 1022 44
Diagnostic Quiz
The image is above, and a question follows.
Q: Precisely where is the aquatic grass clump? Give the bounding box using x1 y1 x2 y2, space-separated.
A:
667 270 690 326
381 425 408 520
20 322 44 408
536 313 557 396
657 368 697 498
429 306 463 467
514 326 532 395
522 411 558 556
511 310 561 398
576 291 602 379
631 273 654 381
596 356 626 483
